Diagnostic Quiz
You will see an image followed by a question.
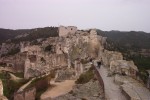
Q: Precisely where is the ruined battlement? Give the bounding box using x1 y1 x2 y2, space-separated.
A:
59 26 77 37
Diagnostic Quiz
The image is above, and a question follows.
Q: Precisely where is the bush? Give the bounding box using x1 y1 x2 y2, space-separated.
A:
0 72 29 99
75 67 94 84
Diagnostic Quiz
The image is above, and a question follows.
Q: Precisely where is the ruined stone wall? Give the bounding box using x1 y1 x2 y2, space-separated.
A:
99 50 123 67
59 26 77 37
110 60 138 78
14 87 36 100
24 53 68 79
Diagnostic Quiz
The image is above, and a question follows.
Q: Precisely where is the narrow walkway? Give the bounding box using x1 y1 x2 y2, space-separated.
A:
41 80 75 100
98 66 127 100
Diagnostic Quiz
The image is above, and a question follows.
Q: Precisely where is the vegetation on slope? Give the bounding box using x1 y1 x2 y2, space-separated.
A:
0 27 58 44
97 30 150 70
10 27 58 43
0 72 28 99
0 28 31 44
76 67 94 84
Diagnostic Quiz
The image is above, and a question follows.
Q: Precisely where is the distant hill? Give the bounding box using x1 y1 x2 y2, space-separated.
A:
97 30 150 50
10 27 58 43
97 30 150 70
0 27 58 44
0 28 32 44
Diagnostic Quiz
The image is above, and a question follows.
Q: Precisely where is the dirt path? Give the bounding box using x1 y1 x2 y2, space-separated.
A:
99 66 127 100
41 80 75 100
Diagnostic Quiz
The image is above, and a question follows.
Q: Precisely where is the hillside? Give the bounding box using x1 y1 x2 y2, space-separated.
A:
0 27 58 44
97 30 150 70
98 30 150 50
0 28 32 44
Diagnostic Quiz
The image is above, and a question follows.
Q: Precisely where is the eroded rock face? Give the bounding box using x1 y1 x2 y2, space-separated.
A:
0 80 8 100
0 80 3 96
99 50 123 67
110 60 138 78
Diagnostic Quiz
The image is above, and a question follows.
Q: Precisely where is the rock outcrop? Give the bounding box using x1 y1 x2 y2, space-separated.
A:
110 60 138 78
0 80 8 100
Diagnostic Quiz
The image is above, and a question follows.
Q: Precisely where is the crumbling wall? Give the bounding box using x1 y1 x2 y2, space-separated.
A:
59 26 77 37
99 50 123 67
110 60 138 78
14 87 36 100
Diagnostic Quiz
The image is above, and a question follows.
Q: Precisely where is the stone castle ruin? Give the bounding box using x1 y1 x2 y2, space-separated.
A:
19 26 107 79
58 26 77 37
0 25 150 99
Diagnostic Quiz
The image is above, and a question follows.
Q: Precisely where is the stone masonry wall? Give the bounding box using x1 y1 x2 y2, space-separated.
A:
59 26 77 37
14 87 36 100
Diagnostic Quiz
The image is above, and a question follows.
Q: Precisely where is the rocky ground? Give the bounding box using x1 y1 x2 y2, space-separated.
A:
99 65 127 100
41 80 75 100
52 80 104 100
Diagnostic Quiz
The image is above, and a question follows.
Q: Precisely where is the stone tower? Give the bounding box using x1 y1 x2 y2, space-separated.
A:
59 26 77 37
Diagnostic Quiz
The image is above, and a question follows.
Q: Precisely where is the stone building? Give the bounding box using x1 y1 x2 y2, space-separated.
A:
59 26 77 37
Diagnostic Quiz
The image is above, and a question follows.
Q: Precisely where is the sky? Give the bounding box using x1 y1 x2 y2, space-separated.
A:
0 0 150 32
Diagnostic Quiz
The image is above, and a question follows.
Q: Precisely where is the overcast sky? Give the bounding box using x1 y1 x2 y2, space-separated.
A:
0 0 150 32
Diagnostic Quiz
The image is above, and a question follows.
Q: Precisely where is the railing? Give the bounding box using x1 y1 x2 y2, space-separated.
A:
92 64 105 97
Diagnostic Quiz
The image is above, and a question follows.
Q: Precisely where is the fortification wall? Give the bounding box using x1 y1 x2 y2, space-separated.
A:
59 26 77 37
14 87 36 100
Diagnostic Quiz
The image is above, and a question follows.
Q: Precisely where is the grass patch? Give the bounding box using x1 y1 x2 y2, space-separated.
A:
75 67 94 84
0 72 28 99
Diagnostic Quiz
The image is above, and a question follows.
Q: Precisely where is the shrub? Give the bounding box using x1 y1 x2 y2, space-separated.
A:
75 67 94 84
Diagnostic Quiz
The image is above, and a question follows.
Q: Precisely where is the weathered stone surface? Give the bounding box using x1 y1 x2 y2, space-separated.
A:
110 60 138 78
0 80 8 100
14 87 36 100
53 80 104 100
59 26 77 37
55 69 75 82
99 50 123 67
0 80 3 96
